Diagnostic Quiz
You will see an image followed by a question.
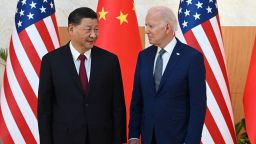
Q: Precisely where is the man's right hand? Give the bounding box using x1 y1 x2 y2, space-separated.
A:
128 139 140 144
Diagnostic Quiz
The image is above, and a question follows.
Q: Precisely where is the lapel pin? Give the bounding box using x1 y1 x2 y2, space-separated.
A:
176 53 180 55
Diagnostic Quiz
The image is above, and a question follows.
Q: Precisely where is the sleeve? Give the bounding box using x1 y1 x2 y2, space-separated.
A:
128 52 143 139
185 52 207 144
112 55 127 144
37 55 53 144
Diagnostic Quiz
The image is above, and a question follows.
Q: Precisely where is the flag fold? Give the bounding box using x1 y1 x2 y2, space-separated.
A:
96 0 142 136
0 0 59 143
177 0 236 143
243 36 256 144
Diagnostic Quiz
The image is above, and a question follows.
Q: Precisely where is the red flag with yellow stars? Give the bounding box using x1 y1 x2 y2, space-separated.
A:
243 36 256 144
96 0 142 134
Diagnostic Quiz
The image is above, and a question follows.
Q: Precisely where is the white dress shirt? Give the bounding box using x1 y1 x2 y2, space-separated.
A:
153 38 177 75
69 42 91 81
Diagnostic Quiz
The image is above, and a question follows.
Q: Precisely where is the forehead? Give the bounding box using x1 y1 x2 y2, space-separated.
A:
79 18 98 26
145 12 162 23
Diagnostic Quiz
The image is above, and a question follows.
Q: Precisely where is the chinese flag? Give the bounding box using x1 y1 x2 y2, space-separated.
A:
96 0 142 134
243 36 256 144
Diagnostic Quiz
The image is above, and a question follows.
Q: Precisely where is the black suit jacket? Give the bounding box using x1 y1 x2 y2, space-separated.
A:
38 43 126 144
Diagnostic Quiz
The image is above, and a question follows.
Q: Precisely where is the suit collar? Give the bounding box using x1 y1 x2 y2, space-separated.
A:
64 42 102 96
145 45 158 94
157 38 183 93
87 47 101 95
69 42 92 61
156 37 177 55
62 43 86 95
89 47 98 83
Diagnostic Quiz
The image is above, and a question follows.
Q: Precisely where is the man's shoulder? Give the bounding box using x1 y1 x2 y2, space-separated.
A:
46 43 68 55
177 40 203 56
140 45 157 54
42 44 69 60
92 46 118 59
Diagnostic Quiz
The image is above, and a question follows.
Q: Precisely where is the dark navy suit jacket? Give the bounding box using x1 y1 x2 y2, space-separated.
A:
129 39 206 144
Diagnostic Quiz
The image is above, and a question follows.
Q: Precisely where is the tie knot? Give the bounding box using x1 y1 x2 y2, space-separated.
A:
78 54 87 61
159 49 166 56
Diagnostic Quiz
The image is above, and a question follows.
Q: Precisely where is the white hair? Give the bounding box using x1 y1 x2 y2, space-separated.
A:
147 6 178 31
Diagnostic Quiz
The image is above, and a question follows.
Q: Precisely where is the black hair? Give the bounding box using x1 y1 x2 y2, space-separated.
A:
68 7 97 25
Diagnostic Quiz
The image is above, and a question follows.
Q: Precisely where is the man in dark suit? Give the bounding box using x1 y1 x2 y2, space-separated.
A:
128 6 206 144
38 7 126 144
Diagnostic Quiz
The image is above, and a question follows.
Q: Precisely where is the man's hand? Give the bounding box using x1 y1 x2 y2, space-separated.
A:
128 139 140 144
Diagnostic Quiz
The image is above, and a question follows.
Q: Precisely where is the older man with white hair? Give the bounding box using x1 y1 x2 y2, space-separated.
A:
128 6 207 144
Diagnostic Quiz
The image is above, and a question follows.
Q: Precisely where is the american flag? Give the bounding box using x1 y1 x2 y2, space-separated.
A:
0 0 59 143
176 0 236 143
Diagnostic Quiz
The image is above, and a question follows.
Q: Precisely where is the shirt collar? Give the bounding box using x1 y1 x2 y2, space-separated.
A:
157 38 177 54
69 42 91 61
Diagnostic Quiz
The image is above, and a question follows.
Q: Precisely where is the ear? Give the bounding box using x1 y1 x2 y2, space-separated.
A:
164 23 169 34
68 24 74 33
165 23 171 31
166 23 175 35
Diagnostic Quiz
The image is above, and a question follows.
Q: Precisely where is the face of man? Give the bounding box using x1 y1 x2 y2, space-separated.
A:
69 18 98 52
145 12 174 48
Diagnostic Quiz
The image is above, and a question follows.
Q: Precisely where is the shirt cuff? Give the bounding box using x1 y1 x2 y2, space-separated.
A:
128 138 139 140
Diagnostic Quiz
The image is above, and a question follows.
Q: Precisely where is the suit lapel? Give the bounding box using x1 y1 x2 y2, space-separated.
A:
88 47 100 94
157 40 183 92
147 46 158 93
62 44 84 94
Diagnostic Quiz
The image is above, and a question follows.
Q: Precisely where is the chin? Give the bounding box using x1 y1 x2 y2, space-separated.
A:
149 41 155 45
86 46 93 50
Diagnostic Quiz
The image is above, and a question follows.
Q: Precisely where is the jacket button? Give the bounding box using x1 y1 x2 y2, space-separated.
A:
85 104 89 107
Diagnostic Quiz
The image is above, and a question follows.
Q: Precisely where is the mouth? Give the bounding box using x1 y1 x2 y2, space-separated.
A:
87 40 95 45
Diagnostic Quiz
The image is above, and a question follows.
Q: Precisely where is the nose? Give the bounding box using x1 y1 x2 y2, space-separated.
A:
145 26 150 34
89 30 97 39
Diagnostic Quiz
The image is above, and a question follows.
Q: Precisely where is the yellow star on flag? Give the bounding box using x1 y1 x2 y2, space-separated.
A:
98 7 108 20
116 11 128 25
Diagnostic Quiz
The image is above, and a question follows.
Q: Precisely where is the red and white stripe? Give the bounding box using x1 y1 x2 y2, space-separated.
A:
176 16 236 144
0 14 59 144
